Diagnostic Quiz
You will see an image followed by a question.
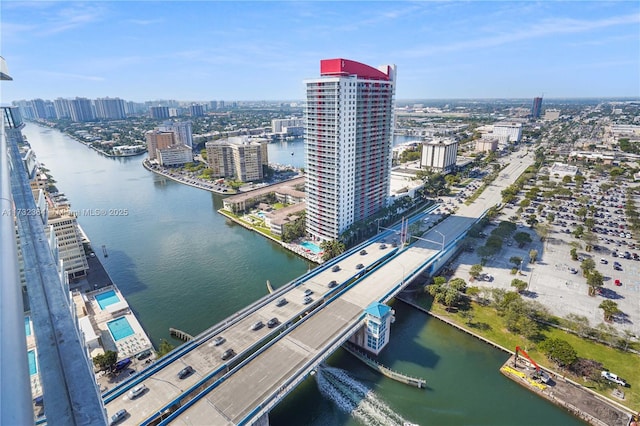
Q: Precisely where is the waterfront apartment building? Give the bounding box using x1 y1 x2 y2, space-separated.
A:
157 145 193 166
158 121 194 149
53 98 71 119
69 97 95 122
205 136 268 182
272 118 304 134
493 122 523 144
95 97 126 120
149 106 170 119
532 96 543 119
145 130 175 160
304 58 396 241
421 138 458 173
46 209 89 280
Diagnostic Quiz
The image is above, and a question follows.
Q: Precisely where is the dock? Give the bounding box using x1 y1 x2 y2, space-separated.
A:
266 280 274 294
169 327 194 342
342 343 426 389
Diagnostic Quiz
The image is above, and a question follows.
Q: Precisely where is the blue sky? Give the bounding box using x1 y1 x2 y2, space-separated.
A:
2 1 639 102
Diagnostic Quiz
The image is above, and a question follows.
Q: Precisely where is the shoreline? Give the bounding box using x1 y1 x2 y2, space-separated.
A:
142 159 235 195
395 295 636 425
28 121 146 158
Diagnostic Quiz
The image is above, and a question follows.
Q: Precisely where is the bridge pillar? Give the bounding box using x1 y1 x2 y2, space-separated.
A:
349 303 393 355
253 412 270 426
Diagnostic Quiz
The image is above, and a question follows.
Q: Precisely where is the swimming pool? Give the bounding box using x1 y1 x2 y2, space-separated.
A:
25 316 31 336
107 317 135 341
28 350 37 376
95 290 121 310
300 241 322 254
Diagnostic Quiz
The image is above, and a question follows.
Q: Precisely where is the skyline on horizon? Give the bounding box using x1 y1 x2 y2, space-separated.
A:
2 1 639 102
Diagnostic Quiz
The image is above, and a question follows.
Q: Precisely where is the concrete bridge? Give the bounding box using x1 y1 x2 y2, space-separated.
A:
102 154 534 425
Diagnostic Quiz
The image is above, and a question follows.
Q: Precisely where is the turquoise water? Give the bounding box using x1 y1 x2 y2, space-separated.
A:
28 350 37 375
23 124 584 426
95 290 121 310
25 316 31 336
107 317 135 341
300 241 322 254
257 212 267 218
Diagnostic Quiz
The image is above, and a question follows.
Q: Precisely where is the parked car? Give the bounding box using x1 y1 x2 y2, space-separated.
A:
109 409 127 426
614 279 622 286
304 289 313 296
275 297 287 307
267 318 279 328
213 336 226 346
327 280 338 288
177 366 194 379
221 349 235 360
332 265 341 272
250 321 264 331
127 384 146 399
135 350 152 360
303 296 313 305
601 371 627 386
600 258 608 264
569 268 578 274
356 263 364 269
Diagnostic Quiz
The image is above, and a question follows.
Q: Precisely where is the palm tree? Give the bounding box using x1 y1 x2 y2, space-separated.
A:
598 300 621 322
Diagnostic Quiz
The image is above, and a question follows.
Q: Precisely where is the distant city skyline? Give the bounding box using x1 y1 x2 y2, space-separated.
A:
2 1 639 102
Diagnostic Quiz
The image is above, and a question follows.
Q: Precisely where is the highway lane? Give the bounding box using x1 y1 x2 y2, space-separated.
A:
103 239 400 425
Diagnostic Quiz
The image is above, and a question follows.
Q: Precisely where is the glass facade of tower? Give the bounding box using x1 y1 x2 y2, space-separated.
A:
304 59 396 242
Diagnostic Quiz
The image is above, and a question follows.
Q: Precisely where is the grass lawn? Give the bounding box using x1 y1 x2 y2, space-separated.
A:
417 294 640 411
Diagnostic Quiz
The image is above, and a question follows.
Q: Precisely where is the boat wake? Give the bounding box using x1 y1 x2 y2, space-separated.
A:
316 365 409 426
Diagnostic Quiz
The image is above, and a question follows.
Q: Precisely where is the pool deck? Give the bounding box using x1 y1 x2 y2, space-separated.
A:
86 286 153 359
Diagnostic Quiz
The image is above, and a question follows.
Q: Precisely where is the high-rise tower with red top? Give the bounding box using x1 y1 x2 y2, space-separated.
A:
304 59 396 242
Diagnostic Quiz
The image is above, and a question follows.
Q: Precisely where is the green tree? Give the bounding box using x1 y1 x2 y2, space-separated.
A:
93 350 118 371
546 212 555 223
580 257 596 276
469 264 483 279
511 278 527 293
570 247 578 260
529 249 538 263
509 256 523 267
562 175 573 184
540 338 577 368
586 270 604 296
449 277 467 292
320 239 346 261
156 339 175 358
513 232 532 247
599 300 621 322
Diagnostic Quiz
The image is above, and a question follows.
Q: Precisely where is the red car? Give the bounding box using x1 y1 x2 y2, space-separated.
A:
614 279 622 286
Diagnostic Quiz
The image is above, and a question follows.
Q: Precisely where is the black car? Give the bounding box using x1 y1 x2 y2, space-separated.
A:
177 366 194 379
135 349 152 360
328 280 338 288
221 349 235 360
332 265 341 272
356 263 364 269
267 318 279 328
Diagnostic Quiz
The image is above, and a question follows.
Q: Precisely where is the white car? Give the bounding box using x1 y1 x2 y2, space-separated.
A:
127 384 147 399
601 371 627 386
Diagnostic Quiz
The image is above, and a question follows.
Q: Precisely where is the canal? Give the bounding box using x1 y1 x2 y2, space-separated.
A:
22 124 583 425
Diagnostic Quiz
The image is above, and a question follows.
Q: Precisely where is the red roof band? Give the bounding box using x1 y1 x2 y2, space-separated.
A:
320 58 391 81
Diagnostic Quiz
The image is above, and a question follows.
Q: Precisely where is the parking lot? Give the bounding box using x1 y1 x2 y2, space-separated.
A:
445 174 640 337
